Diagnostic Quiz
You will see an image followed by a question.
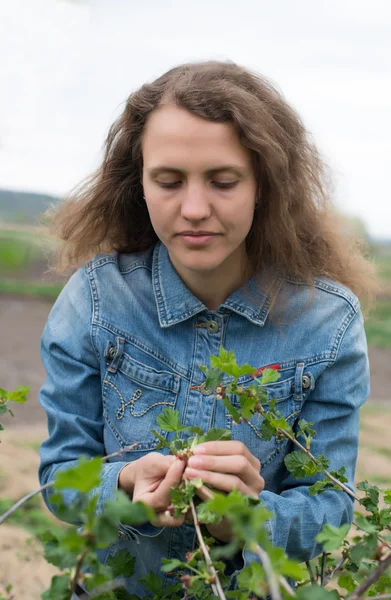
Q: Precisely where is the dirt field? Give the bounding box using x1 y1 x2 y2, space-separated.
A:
1 296 391 599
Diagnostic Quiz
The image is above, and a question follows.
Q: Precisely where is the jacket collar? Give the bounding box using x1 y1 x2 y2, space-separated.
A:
152 241 281 328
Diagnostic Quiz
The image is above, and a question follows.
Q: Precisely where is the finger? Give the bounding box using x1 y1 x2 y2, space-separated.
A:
185 467 260 497
153 458 186 506
193 441 260 471
187 454 260 487
152 510 185 528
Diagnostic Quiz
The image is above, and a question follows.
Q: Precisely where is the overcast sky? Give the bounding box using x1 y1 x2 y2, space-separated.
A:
1 0 390 238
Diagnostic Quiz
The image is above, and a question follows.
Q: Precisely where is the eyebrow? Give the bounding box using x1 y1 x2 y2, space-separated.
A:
148 165 247 178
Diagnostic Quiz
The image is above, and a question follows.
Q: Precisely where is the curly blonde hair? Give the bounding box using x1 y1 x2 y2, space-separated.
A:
48 60 377 306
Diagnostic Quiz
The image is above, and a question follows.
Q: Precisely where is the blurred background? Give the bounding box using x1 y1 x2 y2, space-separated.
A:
0 1 391 597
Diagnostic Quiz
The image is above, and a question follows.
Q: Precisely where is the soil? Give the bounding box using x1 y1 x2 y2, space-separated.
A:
0 296 390 599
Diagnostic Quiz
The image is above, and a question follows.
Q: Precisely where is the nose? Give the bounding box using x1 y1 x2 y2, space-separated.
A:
180 185 212 222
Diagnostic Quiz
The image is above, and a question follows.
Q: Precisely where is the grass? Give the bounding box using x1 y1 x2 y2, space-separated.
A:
365 299 391 348
0 496 68 537
0 280 64 301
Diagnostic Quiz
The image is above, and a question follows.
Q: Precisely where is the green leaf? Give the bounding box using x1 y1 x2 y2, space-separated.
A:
316 523 350 551
54 456 102 493
338 572 357 592
259 419 276 441
155 408 187 433
284 451 322 478
354 513 379 534
41 575 70 600
40 531 77 569
160 558 184 573
188 425 204 435
107 549 136 578
7 385 30 403
198 364 223 392
138 571 164 595
258 368 280 384
104 491 155 526
222 396 241 423
357 481 380 512
383 489 391 505
201 428 232 443
309 479 331 496
295 586 340 600
210 346 256 379
150 430 170 450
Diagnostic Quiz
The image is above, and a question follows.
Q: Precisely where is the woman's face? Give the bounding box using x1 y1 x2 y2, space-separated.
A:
141 104 257 284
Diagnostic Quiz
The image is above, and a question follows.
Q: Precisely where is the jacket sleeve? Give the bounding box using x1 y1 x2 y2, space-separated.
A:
251 303 370 563
38 266 161 537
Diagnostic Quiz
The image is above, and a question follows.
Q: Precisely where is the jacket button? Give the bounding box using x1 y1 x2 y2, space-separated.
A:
108 347 116 360
302 375 311 389
206 320 219 333
117 530 128 539
200 382 213 396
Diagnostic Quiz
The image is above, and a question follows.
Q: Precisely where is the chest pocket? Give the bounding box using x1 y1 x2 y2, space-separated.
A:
225 369 303 470
102 343 181 452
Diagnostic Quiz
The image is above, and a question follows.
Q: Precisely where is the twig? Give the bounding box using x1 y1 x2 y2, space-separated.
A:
0 443 139 525
320 552 328 586
305 560 316 584
279 575 295 596
347 551 391 599
69 548 89 599
361 596 391 599
189 497 226 599
280 429 357 500
252 544 282 600
323 555 346 586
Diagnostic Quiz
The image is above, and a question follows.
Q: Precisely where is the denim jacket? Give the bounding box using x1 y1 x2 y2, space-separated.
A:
38 241 370 597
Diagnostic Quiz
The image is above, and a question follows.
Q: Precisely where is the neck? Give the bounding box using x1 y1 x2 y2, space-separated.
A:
171 252 253 311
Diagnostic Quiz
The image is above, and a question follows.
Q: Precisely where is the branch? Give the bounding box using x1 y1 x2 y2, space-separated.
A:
189 497 226 599
281 429 357 500
305 560 317 584
252 544 282 600
323 555 346 586
347 552 391 599
69 548 89 599
279 575 295 596
320 552 328 586
0 443 139 525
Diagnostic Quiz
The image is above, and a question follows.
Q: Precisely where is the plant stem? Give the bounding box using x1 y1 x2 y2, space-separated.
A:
305 560 316 584
69 548 89 599
252 544 282 600
323 555 346 586
320 552 328 586
0 443 139 525
347 552 391 599
189 497 226 600
280 429 357 500
279 575 295 596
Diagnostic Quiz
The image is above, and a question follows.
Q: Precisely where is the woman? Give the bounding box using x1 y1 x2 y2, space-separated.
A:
38 60 376 597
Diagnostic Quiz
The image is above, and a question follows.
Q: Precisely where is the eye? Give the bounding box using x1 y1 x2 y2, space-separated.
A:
157 181 182 188
213 181 239 189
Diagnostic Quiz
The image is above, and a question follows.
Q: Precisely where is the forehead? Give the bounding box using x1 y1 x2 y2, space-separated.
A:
142 104 251 168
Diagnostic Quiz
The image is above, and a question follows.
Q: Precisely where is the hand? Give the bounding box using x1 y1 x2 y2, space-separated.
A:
184 441 265 543
185 441 265 498
118 453 186 527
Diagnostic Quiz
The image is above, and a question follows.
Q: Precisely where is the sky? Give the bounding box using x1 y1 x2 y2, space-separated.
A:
1 0 390 239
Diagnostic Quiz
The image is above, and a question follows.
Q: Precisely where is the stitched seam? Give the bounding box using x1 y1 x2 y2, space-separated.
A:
95 320 189 377
104 380 176 419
